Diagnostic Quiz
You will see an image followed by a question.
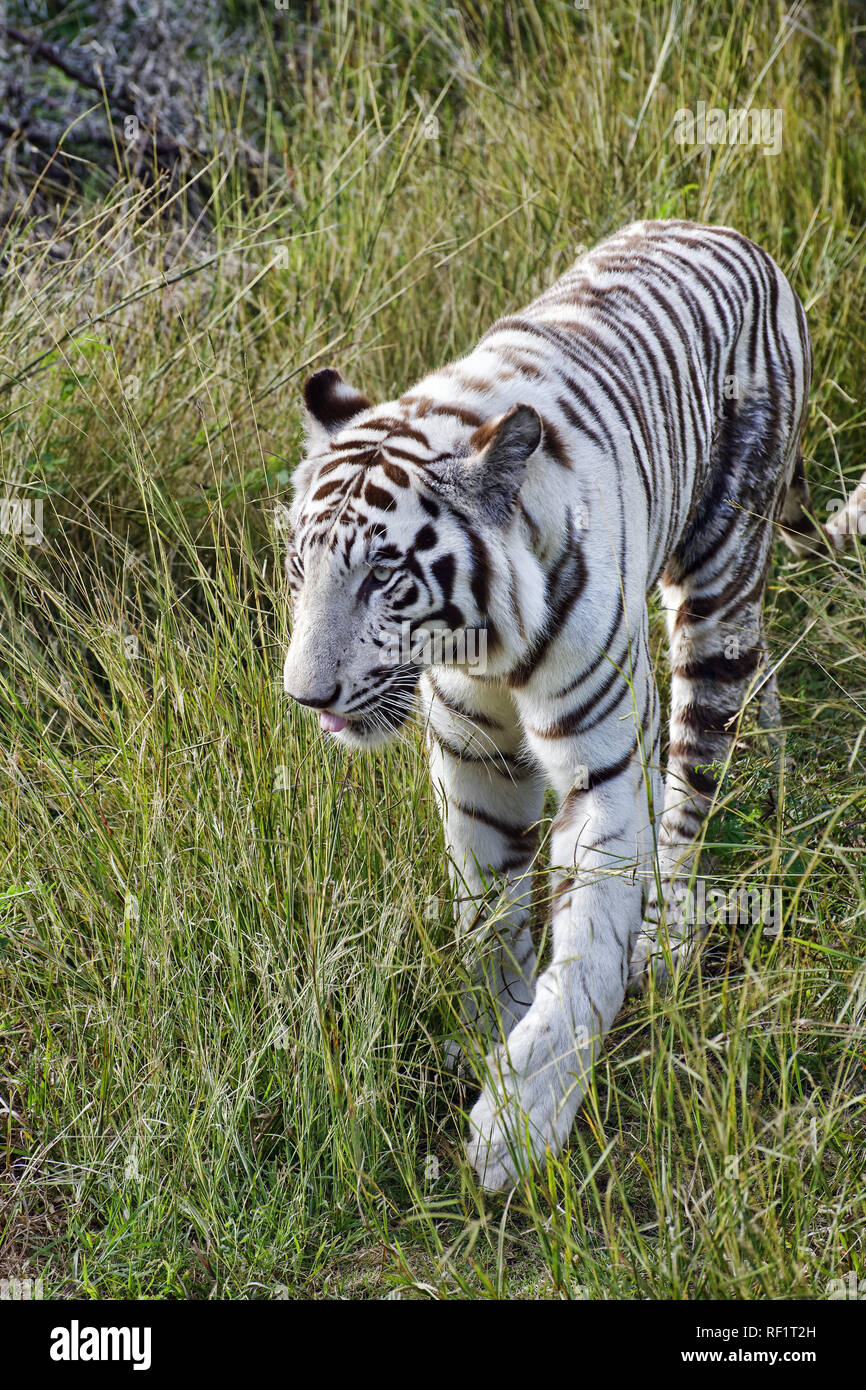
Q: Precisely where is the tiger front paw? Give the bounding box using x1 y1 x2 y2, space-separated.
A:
466 1072 539 1192
466 1017 582 1191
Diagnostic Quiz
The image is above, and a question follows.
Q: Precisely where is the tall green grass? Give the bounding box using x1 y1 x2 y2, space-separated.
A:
1 0 864 1297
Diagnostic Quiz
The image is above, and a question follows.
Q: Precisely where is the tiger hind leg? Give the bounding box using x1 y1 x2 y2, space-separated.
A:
629 424 790 992
628 582 775 990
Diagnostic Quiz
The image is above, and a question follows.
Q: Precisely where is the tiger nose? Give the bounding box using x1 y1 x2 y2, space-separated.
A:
285 679 341 710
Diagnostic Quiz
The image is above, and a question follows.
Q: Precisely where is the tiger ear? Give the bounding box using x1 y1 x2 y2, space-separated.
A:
441 404 542 524
302 368 371 443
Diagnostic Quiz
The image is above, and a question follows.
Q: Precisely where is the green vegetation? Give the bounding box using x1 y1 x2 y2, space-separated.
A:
1 0 864 1298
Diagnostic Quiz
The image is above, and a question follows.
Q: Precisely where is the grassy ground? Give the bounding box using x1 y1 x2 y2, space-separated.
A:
1 0 865 1298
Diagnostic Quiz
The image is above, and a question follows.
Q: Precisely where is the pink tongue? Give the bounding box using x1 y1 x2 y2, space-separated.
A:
319 711 347 733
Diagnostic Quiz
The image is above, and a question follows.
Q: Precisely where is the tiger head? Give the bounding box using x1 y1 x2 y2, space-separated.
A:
281 368 543 747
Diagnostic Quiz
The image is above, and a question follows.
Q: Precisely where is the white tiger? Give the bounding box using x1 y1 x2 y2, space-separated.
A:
282 220 865 1190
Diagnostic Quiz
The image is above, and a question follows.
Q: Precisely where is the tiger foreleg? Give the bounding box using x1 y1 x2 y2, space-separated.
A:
468 713 649 1191
421 671 545 1069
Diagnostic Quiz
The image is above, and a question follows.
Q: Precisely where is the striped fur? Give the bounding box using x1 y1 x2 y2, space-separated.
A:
282 220 865 1191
